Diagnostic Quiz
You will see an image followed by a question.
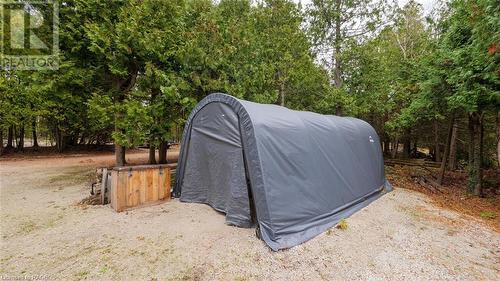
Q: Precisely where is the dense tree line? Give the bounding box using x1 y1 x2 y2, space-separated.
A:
0 0 498 195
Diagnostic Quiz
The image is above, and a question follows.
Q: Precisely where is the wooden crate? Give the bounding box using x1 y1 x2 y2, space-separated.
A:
110 164 172 212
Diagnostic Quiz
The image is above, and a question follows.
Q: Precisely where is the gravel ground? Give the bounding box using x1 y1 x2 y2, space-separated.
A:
0 154 499 281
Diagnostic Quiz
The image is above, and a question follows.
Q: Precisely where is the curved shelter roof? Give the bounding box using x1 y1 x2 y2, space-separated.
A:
175 93 392 250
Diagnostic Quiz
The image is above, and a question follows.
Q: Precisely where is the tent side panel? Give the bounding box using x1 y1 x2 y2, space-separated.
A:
179 102 252 227
175 93 272 231
240 102 391 250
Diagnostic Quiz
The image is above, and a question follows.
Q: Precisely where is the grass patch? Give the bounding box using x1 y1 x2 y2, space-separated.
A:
336 219 348 230
166 266 205 281
99 265 109 274
46 213 65 228
326 228 334 236
48 166 94 186
75 270 89 280
18 220 38 235
166 268 193 281
480 211 496 219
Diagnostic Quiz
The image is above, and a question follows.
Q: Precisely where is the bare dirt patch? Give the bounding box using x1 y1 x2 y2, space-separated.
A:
386 165 500 232
1 155 499 280
0 147 179 168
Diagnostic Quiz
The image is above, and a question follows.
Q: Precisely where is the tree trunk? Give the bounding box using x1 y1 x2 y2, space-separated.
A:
275 69 286 107
148 141 156 165
148 88 160 165
434 120 441 162
468 114 474 174
110 62 138 167
477 118 483 196
17 124 25 151
333 0 342 88
79 134 86 145
113 90 126 167
32 120 39 150
381 113 389 155
13 126 17 148
330 0 343 115
6 126 13 149
467 112 483 196
55 126 64 153
437 116 455 185
402 129 411 159
448 121 458 170
383 140 389 155
496 112 500 166
114 105 126 166
158 141 168 164
279 81 285 107
402 142 410 158
0 129 3 155
63 135 73 149
412 140 417 157
115 143 126 167
391 139 398 159
66 131 77 147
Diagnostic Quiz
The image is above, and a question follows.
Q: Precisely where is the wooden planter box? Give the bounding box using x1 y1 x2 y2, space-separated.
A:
110 164 172 212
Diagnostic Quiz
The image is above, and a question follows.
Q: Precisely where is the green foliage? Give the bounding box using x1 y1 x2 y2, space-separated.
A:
336 219 348 230
314 87 357 116
480 211 496 219
307 0 390 88
87 93 113 138
1 0 498 181
113 98 153 148
444 0 499 113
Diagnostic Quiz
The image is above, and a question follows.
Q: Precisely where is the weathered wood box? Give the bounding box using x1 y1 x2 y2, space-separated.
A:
110 164 172 212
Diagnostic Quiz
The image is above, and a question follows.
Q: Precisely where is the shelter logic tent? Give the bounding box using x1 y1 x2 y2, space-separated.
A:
174 93 392 251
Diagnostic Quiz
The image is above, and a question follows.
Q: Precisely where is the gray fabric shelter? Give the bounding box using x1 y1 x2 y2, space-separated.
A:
174 93 392 251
